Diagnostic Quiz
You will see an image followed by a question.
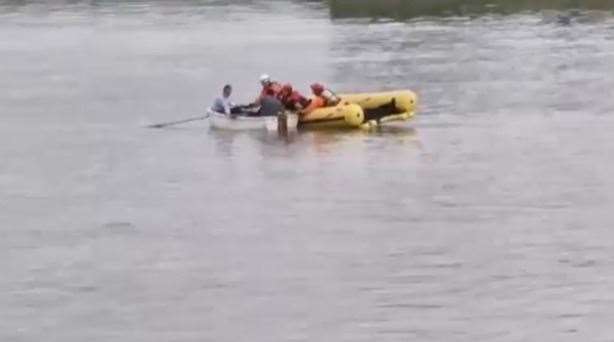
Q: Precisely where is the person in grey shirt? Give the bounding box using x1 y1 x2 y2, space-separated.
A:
256 89 284 117
212 84 234 115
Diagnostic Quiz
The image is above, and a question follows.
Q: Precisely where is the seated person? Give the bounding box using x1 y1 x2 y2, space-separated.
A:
277 84 311 111
250 88 284 117
303 83 341 113
255 74 283 105
212 84 236 114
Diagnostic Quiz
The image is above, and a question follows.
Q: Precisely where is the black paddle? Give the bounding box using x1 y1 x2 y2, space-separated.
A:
147 113 209 129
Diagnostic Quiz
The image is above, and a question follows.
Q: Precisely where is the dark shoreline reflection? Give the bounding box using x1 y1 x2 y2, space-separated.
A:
2 0 612 21
327 0 614 19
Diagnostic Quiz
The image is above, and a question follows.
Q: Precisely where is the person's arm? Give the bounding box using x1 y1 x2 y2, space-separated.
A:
323 90 341 106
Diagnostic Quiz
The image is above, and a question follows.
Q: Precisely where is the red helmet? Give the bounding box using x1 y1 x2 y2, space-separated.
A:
310 83 325 96
282 84 293 95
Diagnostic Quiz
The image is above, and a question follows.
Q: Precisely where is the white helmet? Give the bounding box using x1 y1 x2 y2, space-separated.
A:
259 74 271 85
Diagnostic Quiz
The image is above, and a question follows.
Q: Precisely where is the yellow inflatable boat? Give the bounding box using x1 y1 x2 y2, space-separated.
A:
299 90 418 129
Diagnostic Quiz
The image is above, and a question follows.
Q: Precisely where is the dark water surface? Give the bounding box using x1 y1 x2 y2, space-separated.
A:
329 0 614 19
2 1 614 341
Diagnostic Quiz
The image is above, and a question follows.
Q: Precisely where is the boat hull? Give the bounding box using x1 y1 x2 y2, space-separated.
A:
208 110 298 131
299 90 418 129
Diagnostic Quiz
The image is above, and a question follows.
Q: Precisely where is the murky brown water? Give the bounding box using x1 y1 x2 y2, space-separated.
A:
2 1 614 341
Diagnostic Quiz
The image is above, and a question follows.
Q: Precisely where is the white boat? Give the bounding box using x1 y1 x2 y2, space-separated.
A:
207 109 298 132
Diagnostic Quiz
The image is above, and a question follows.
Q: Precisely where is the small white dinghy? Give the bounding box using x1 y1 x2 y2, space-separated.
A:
207 109 298 132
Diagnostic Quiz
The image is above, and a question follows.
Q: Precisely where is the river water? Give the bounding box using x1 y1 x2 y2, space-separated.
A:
2 1 614 341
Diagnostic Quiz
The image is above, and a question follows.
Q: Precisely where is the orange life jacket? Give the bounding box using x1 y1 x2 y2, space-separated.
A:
303 96 326 113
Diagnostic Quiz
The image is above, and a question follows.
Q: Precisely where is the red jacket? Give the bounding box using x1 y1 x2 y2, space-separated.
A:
279 91 310 110
259 82 283 101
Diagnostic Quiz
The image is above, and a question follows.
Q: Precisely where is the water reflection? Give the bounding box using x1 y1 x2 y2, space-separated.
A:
328 0 614 20
207 123 421 160
209 128 244 158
